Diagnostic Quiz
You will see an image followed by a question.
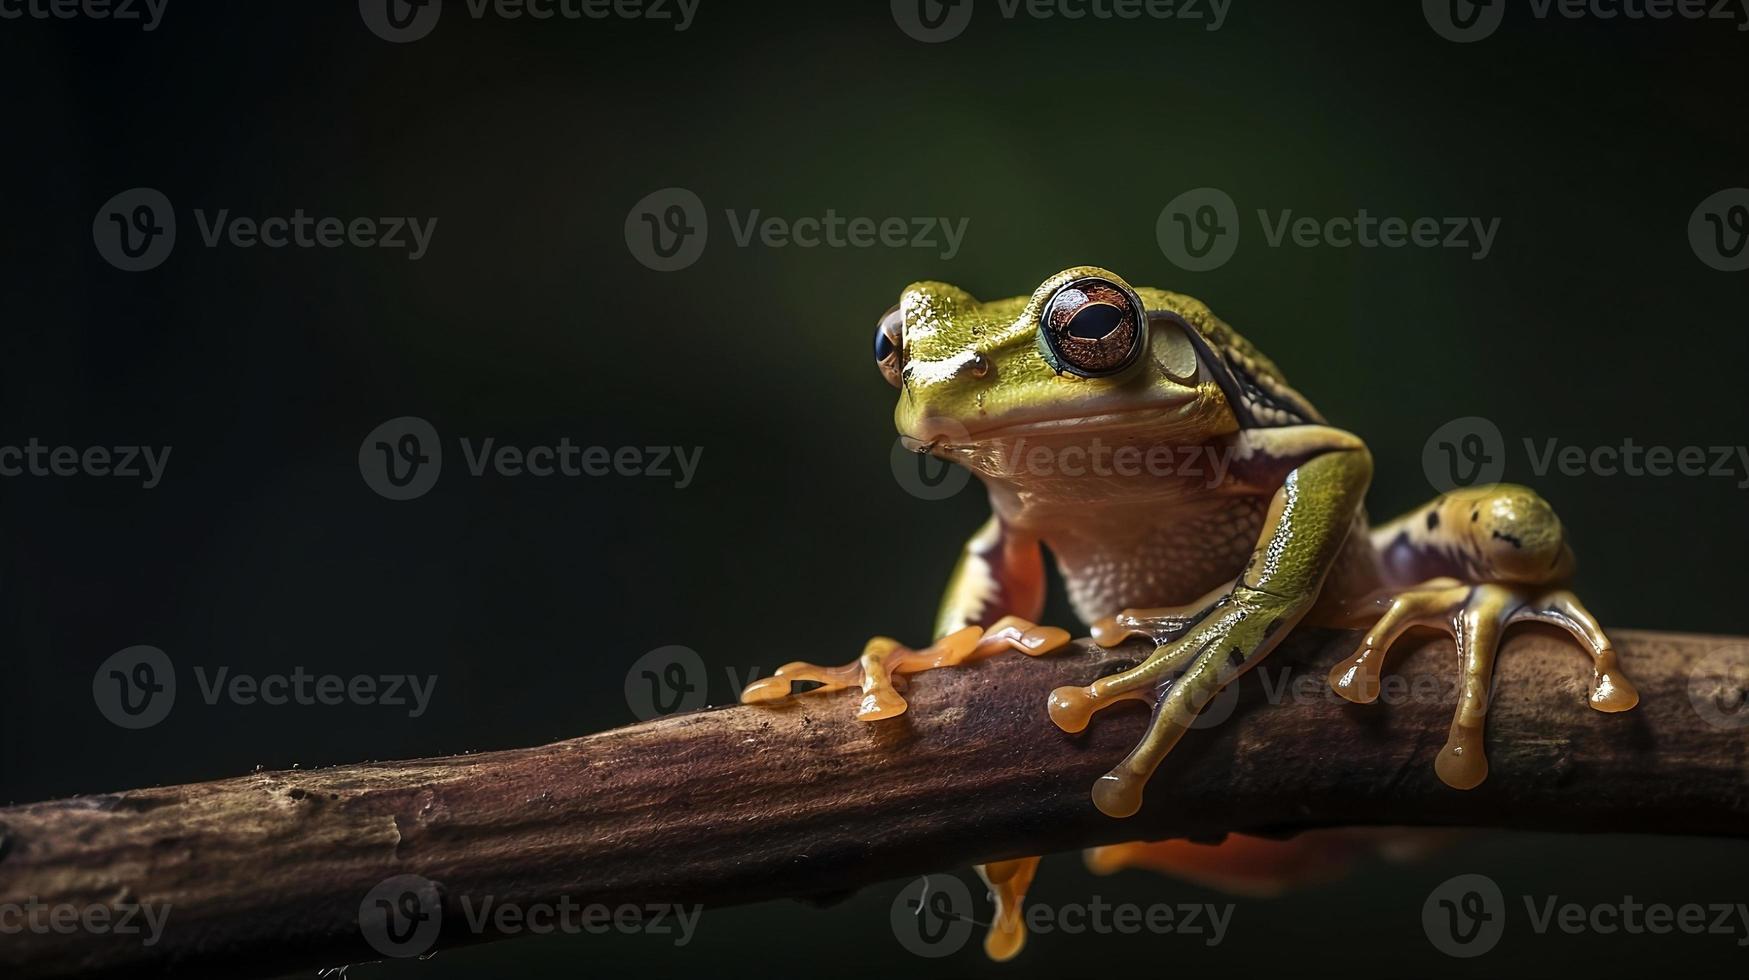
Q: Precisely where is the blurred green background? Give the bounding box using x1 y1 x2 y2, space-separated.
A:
2 0 1747 977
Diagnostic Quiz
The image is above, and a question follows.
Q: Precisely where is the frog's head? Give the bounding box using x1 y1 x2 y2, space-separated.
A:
876 266 1233 478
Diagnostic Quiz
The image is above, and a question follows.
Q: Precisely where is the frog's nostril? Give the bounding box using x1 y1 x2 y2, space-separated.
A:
875 304 904 388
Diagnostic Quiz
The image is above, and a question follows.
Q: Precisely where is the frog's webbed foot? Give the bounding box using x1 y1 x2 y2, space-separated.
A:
1089 585 1227 649
1327 580 1640 789
1050 587 1305 818
739 616 1071 721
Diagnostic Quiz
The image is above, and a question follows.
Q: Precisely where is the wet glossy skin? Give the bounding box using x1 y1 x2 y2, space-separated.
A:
893 266 1366 637
743 265 1639 960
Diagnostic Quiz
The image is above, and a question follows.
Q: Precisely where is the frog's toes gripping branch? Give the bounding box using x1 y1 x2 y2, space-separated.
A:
1049 586 1305 817
1328 580 1636 789
738 616 1070 721
1328 485 1640 789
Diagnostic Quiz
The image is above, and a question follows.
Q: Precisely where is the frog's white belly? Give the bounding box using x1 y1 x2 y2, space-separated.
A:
1041 497 1270 625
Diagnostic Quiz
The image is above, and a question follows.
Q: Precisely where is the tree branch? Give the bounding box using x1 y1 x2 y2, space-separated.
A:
4 626 1746 978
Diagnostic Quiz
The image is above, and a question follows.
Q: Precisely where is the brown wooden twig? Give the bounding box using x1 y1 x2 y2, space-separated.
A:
3 626 1747 978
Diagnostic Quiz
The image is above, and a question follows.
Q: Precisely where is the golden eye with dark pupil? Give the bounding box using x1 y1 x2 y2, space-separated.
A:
1041 279 1141 375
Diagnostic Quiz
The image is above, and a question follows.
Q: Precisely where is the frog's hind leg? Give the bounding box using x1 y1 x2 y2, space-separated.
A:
1327 485 1639 789
1086 831 1370 897
976 856 1040 961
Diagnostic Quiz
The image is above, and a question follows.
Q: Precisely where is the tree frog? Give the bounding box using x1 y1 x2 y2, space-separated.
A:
742 266 1639 959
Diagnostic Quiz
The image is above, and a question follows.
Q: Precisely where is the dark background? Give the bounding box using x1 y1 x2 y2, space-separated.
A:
3 1 1748 977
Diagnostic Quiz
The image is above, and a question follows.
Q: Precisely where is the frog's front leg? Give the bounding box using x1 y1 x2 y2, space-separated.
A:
1051 428 1374 818
739 516 1070 721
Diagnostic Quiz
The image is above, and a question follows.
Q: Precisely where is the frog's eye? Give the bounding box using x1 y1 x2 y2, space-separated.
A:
875 303 905 388
1039 277 1146 377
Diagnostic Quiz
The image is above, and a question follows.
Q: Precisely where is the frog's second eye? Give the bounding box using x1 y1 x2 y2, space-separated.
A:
875 304 904 388
1039 277 1145 377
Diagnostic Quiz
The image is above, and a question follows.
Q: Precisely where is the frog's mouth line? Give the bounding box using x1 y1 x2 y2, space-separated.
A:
902 400 1203 453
